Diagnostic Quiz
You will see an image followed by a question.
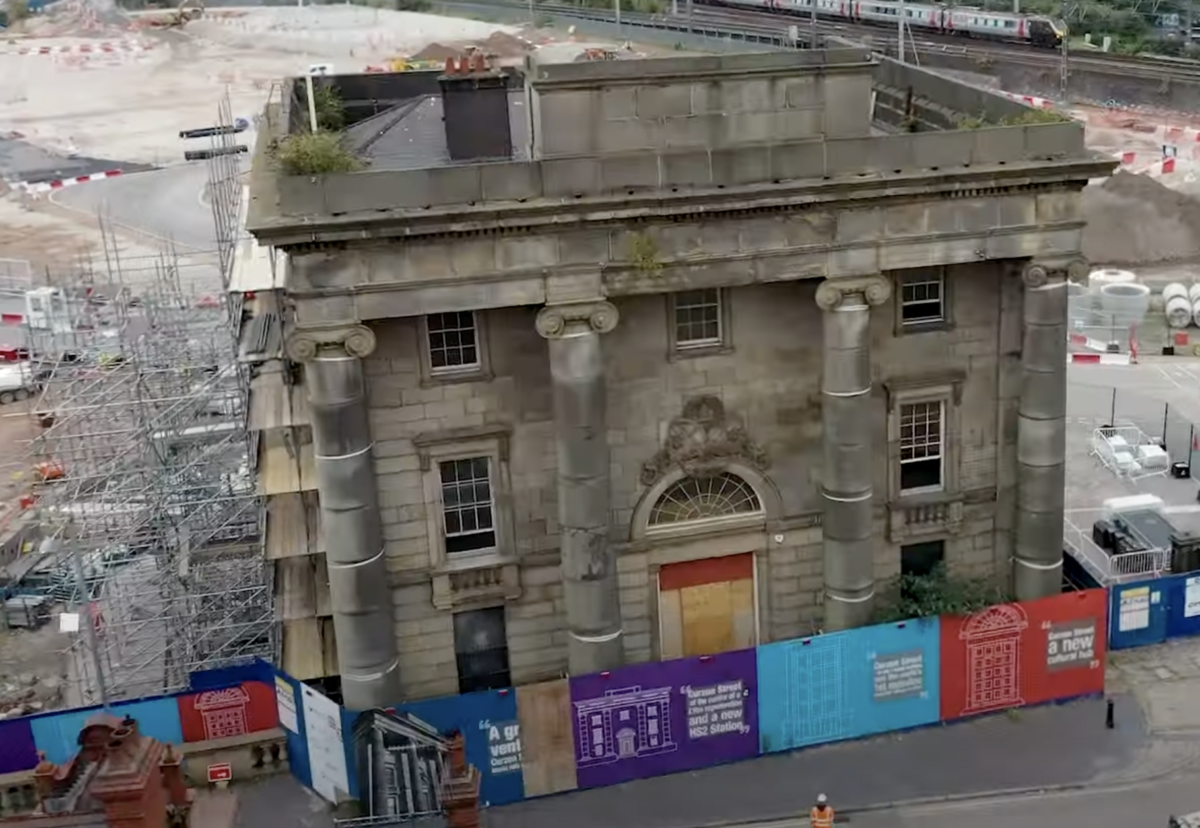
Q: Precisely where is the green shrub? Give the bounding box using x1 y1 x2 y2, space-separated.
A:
276 132 363 176
873 563 1010 623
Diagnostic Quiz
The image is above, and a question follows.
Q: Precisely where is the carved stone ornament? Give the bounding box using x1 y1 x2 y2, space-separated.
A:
815 275 893 312
1022 257 1089 289
535 301 619 339
285 324 377 362
640 396 770 487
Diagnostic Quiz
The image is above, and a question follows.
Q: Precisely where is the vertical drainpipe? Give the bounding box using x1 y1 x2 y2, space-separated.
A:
535 301 624 675
1014 260 1082 601
288 325 402 711
815 276 891 632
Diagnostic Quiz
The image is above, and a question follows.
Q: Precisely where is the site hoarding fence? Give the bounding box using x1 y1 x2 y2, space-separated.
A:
0 659 315 797
1108 572 1200 650
0 586 1170 814
331 590 1110 819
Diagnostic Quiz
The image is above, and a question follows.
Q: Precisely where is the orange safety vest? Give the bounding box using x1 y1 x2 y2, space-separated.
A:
811 806 834 828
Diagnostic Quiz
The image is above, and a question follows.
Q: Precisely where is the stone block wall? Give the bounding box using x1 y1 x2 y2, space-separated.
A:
362 263 1014 697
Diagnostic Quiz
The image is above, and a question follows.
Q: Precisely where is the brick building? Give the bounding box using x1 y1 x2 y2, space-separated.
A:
240 47 1112 707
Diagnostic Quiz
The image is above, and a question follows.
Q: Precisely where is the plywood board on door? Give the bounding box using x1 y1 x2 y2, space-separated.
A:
515 679 579 797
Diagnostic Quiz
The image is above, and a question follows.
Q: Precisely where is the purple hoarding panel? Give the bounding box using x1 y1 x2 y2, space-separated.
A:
568 648 759 789
0 717 38 775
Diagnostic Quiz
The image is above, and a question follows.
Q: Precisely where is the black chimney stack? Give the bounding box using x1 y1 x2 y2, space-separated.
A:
439 53 513 162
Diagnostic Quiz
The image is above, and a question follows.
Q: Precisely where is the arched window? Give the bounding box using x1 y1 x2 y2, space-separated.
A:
648 472 763 528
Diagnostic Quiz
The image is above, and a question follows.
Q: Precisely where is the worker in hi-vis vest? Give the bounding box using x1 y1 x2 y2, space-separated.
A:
811 794 834 828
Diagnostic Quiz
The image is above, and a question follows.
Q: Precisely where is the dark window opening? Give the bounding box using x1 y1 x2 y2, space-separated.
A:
454 607 511 694
901 540 945 579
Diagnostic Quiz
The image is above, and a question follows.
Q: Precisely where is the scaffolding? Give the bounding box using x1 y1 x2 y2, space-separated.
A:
8 97 275 704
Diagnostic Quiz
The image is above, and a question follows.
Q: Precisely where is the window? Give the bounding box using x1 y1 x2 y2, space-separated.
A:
900 274 944 326
670 289 730 354
426 311 480 375
649 473 762 527
901 540 945 579
439 457 496 554
453 607 511 694
899 401 944 492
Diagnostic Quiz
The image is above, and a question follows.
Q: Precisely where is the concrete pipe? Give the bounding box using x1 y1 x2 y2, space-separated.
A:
1089 268 1137 290
1189 283 1200 303
1099 282 1151 328
1165 283 1192 328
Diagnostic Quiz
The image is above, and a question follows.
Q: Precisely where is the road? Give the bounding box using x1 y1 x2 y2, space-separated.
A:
49 162 217 252
853 774 1200 828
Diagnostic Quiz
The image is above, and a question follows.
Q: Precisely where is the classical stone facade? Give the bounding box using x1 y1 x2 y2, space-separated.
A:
244 49 1112 703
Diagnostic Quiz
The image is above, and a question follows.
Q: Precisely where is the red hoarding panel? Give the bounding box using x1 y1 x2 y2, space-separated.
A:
939 589 1107 722
176 680 280 743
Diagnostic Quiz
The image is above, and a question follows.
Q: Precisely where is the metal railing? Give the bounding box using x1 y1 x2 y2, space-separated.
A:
1063 517 1171 586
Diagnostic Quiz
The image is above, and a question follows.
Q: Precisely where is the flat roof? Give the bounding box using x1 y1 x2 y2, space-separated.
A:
344 91 529 172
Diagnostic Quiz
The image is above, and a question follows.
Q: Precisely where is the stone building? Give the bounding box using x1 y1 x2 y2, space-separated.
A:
240 47 1113 708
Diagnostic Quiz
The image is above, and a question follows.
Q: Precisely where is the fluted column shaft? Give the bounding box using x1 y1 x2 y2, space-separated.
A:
287 325 401 711
536 301 624 674
816 276 891 631
1015 259 1085 600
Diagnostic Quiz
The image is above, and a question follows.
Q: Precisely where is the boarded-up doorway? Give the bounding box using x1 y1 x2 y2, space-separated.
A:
658 553 756 660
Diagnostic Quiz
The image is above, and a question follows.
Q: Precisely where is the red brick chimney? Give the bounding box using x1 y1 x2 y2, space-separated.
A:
439 732 480 828
90 720 169 828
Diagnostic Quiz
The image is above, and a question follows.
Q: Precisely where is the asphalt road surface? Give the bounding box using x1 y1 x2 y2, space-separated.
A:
50 162 217 251
853 774 1200 828
0 136 152 187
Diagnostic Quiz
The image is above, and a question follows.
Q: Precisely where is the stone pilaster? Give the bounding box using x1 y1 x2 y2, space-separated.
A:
535 300 624 674
1014 258 1087 601
286 324 402 710
815 275 891 631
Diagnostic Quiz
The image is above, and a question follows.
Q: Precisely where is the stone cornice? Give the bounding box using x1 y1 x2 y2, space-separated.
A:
282 218 1087 306
258 159 1110 249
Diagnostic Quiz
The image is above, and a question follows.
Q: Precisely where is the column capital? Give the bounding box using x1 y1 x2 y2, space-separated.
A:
285 324 377 362
1021 257 1089 288
536 301 619 339
815 275 892 311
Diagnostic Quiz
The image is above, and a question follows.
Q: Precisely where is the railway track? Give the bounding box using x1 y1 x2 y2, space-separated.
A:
447 0 1200 82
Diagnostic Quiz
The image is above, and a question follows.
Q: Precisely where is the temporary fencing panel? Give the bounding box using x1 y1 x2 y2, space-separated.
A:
1108 579 1169 650
272 668 312 791
28 696 185 764
940 589 1107 722
1164 573 1200 640
0 717 37 774
301 684 350 804
757 618 941 754
567 647 759 790
515 679 578 798
399 689 525 807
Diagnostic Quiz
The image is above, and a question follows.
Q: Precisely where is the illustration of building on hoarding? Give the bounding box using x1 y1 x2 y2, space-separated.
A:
573 685 677 765
351 708 449 820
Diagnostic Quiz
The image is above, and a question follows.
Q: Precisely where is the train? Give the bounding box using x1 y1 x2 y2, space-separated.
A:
703 0 1067 49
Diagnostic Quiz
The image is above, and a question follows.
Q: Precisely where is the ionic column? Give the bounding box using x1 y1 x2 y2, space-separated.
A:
815 276 892 631
1015 259 1085 601
287 325 401 711
535 301 624 674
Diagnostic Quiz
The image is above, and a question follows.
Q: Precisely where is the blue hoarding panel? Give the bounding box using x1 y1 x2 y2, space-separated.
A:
1108 579 1169 650
400 689 525 808
30 697 183 764
757 618 941 754
1165 574 1200 640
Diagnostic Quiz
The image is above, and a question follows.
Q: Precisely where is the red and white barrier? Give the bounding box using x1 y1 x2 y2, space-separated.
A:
999 92 1056 110
1 313 24 325
11 169 123 195
0 41 152 56
1068 352 1131 365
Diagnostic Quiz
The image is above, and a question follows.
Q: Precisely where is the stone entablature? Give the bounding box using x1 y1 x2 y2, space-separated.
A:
278 179 1099 326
